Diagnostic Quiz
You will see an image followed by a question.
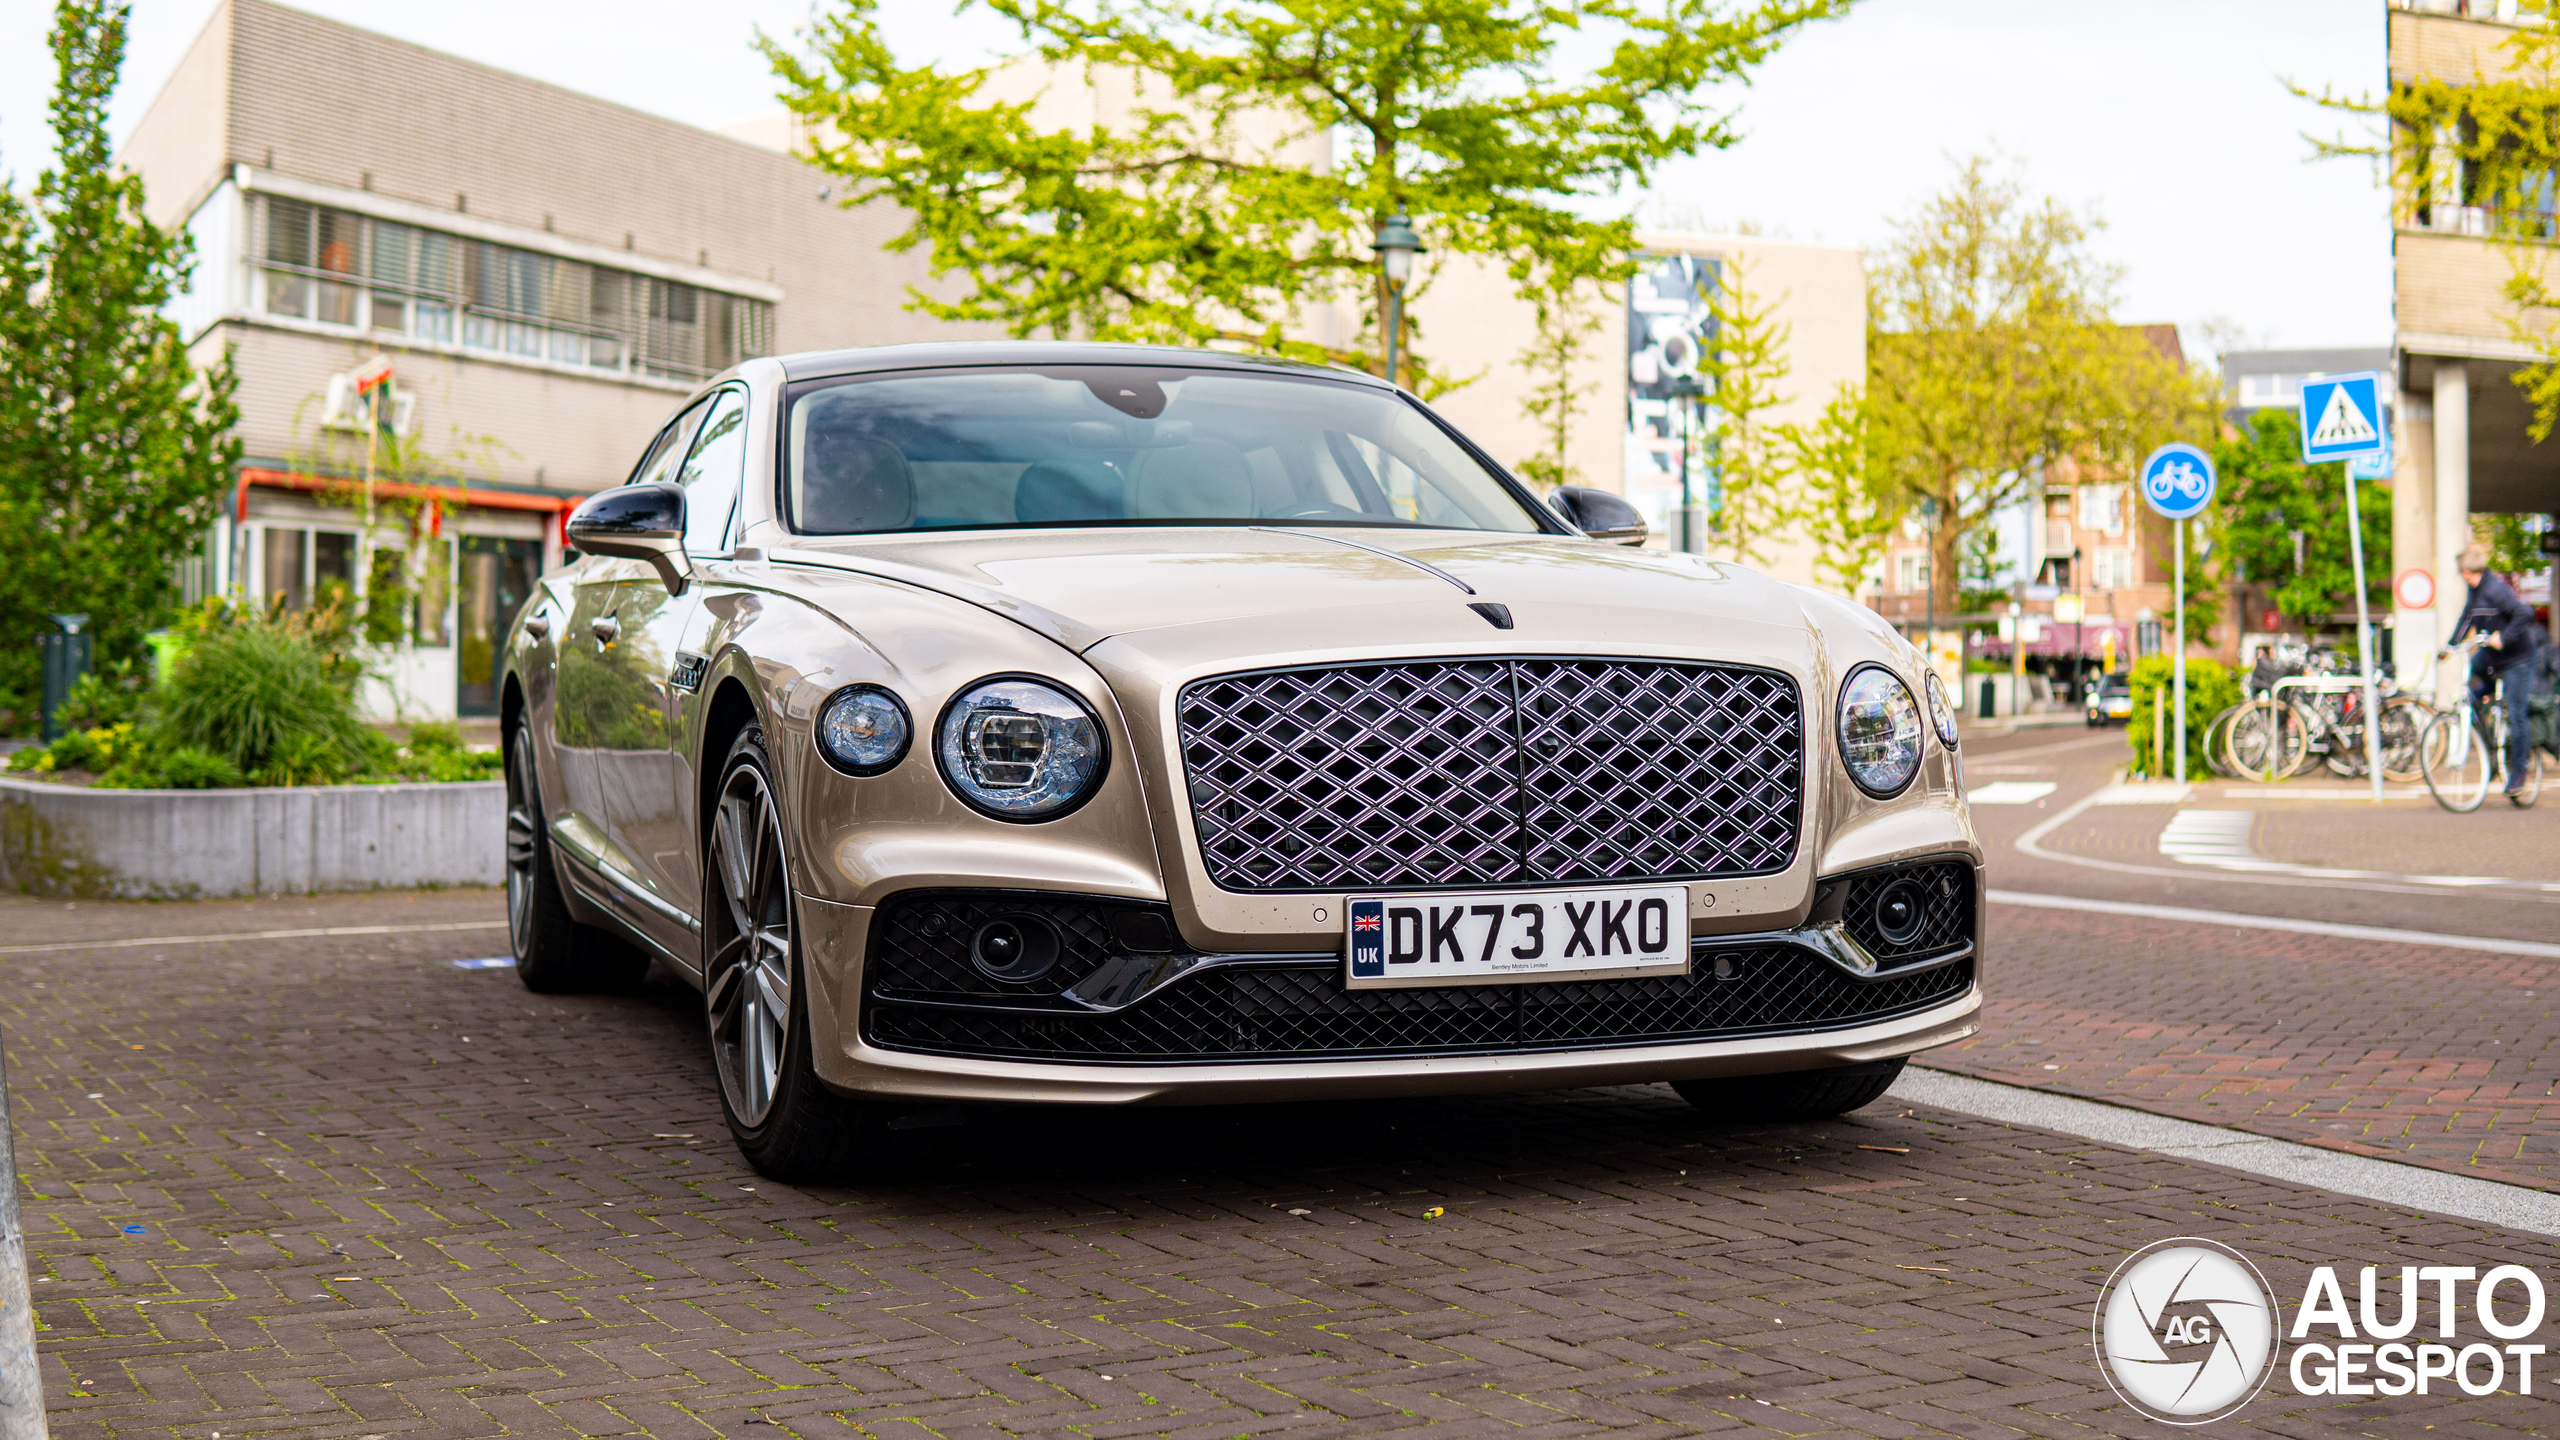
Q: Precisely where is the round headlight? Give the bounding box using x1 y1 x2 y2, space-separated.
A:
936 676 1108 821
1838 664 1924 797
816 685 912 776
1924 670 1960 750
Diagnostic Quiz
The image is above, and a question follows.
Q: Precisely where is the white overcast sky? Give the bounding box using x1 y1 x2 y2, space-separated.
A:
0 0 2388 355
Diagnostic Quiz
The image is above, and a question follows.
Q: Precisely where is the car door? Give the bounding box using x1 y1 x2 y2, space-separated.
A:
548 399 709 879
596 384 751 955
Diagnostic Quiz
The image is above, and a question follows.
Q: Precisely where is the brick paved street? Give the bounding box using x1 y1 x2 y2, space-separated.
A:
8 888 2560 1438
1943 903 2560 1190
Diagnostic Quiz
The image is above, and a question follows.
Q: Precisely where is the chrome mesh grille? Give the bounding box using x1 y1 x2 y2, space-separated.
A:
1179 658 1802 892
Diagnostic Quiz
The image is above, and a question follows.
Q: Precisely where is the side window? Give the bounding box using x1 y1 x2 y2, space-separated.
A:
678 388 751 557
627 398 713 491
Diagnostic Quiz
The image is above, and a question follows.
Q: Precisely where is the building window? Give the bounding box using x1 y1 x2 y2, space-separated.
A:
2080 484 2127 536
255 524 361 613
254 194 771 382
2092 547 2135 591
1895 552 1931 594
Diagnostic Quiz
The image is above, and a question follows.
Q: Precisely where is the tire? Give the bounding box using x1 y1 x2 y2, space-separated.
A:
2226 699 2307 782
2202 704 2244 777
506 717 650 994
2421 709 2491 813
1671 1058 1907 1124
2378 698 2431 784
703 726 897 1181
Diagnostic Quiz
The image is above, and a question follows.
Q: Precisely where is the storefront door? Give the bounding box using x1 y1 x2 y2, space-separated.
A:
457 536 542 716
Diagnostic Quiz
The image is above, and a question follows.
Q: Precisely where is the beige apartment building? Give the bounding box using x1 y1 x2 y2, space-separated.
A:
2388 0 2560 685
122 0 968 718
125 1 1867 717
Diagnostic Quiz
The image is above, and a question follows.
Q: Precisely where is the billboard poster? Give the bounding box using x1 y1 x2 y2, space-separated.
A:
1624 251 1718 541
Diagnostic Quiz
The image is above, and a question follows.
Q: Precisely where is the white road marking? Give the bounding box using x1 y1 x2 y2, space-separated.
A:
0 920 508 957
2014 785 2560 904
2157 810 2254 864
1964 782 2058 806
1987 888 2560 960
1897 1067 2560 1238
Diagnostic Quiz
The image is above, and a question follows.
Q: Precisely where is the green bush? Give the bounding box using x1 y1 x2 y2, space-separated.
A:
157 619 372 778
96 745 246 790
2125 655 2240 780
6 603 501 789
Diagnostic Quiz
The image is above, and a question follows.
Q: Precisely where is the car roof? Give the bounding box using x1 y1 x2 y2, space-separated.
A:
772 340 1392 387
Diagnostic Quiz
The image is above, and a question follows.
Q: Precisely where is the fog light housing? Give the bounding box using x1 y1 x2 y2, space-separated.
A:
1872 880 1927 947
970 914 1060 983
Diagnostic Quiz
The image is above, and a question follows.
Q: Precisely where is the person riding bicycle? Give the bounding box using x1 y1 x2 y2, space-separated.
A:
2446 544 2543 799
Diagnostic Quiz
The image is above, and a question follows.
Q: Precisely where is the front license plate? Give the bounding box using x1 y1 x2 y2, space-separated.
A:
1343 885 1690 990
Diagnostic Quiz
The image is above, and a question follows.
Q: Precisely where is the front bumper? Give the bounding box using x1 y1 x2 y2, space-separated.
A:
800 857 1983 1105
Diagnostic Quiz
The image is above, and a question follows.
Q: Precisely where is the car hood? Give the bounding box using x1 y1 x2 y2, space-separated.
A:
768 526 1850 666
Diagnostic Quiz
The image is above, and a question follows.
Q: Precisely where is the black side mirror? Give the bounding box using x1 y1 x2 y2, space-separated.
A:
1550 486 1648 547
567 482 692 594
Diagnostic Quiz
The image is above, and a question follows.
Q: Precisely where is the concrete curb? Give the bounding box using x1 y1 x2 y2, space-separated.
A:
0 775 501 900
0 1029 44 1440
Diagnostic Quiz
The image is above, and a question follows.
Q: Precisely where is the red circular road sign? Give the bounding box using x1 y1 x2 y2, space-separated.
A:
2394 568 2436 610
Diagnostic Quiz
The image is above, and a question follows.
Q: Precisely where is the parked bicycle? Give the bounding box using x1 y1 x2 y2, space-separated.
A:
2216 641 2428 783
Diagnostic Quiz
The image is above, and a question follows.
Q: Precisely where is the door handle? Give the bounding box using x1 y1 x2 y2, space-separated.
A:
590 614 620 645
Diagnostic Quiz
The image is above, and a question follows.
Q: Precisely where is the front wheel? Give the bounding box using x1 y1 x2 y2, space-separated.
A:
703 726 896 1181
1671 1058 1906 1124
2421 710 2491 813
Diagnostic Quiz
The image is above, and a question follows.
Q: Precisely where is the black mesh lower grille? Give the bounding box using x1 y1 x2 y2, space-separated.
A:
863 947 1974 1065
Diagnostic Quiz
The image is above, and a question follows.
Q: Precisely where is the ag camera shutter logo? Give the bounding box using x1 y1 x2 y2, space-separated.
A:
2094 1238 2279 1424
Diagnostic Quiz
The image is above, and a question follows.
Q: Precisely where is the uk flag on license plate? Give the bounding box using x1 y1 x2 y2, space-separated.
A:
1348 900 1386 979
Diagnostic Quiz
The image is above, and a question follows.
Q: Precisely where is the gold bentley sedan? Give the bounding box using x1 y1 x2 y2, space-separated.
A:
504 342 1981 1178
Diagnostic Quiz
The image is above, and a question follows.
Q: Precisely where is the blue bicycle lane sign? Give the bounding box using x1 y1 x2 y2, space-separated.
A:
2139 442 2216 520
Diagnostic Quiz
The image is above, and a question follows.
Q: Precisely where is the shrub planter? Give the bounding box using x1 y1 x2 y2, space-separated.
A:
0 774 502 899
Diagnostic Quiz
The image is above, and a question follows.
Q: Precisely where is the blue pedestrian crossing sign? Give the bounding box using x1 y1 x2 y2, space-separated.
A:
2139 442 2216 520
2299 371 2389 463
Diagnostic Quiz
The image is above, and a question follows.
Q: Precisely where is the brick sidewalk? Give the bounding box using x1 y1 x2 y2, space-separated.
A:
4 894 2558 1437
1939 903 2560 1192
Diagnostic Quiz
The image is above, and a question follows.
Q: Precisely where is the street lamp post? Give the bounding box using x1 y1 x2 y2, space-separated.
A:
1668 373 1707 553
1371 212 1423 389
2072 545 2085 704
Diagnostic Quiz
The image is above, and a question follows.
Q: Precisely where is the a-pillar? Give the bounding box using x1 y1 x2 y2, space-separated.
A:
2430 359 2471 699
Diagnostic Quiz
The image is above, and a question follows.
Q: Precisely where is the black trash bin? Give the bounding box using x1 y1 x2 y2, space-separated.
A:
39 613 92 741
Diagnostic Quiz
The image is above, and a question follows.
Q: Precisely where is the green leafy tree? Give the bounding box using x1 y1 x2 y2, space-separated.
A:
1784 385 1899 596
1513 274 1604 490
2210 408 2387 630
1698 251 1792 565
2478 511 2554 578
764 0 1848 388
1865 157 2207 615
0 0 239 728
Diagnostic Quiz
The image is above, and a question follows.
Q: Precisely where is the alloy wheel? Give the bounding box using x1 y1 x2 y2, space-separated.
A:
708 762 794 1126
504 739 540 957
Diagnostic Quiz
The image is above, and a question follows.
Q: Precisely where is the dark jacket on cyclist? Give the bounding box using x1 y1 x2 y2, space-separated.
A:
2450 569 2540 675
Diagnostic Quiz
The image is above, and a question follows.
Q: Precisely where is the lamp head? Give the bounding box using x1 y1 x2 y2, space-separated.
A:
1372 212 1423 286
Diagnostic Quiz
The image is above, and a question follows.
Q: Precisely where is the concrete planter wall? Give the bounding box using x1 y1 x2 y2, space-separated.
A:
0 774 504 899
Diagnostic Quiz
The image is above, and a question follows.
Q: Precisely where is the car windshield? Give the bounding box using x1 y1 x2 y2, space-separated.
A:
783 365 1547 536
